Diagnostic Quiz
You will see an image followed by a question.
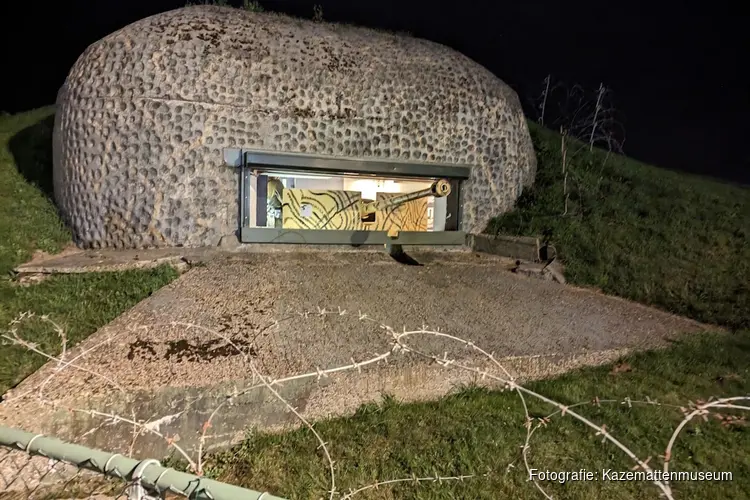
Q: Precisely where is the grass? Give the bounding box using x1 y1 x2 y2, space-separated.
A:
0 108 179 394
2 107 749 499
184 0 265 12
488 122 750 330
206 332 750 499
201 124 750 498
0 107 69 273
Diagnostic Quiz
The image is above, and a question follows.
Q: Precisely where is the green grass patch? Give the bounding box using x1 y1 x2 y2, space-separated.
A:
0 267 178 394
488 122 750 330
0 109 179 394
4 108 749 499
0 107 69 272
207 331 750 499
200 121 750 499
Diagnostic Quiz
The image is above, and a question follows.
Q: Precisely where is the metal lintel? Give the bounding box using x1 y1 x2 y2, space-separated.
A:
241 150 471 180
240 228 466 246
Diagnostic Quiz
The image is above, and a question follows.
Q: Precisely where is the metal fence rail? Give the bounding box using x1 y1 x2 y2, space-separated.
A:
0 425 285 500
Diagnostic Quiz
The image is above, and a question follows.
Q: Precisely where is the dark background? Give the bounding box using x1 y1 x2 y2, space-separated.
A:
3 0 747 184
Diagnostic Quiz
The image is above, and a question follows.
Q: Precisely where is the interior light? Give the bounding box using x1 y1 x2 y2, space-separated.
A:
361 186 378 200
347 179 381 200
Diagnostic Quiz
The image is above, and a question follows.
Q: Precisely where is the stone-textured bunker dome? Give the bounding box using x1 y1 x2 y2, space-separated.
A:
53 5 536 249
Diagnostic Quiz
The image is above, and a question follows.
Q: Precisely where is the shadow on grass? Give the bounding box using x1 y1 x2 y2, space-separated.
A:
8 113 56 201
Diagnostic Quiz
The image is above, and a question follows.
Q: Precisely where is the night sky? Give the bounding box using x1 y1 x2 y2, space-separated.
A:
4 0 748 184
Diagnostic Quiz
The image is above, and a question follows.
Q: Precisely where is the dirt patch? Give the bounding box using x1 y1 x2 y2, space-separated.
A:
127 337 258 362
25 243 82 265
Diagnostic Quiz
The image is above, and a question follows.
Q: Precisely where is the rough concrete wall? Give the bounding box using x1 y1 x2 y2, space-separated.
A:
53 5 536 249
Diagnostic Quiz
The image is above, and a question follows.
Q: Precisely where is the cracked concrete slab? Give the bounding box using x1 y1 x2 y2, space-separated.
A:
0 250 715 464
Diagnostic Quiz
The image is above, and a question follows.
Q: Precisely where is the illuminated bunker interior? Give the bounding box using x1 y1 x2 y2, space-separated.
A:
230 149 469 245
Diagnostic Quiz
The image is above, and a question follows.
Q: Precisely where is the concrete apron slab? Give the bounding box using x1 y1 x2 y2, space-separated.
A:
0 251 711 461
12 243 472 274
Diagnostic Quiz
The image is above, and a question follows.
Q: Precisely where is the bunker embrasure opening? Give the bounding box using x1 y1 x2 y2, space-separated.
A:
230 149 471 245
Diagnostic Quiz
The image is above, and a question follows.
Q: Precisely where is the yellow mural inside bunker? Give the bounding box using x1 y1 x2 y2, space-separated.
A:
279 179 451 237
282 189 368 231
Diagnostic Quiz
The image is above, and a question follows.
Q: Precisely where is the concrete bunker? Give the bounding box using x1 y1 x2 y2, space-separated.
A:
52 5 536 249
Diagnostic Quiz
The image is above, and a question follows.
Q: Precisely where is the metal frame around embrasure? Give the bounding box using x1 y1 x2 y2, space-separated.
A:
235 149 471 245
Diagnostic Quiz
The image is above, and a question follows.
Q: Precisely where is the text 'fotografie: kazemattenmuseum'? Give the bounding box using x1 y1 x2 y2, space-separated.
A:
529 469 732 483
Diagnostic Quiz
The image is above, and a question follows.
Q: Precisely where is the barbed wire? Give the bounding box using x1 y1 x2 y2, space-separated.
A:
1 308 747 499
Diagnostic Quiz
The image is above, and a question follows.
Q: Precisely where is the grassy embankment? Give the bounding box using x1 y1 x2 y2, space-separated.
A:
204 121 749 499
0 108 178 394
3 108 749 499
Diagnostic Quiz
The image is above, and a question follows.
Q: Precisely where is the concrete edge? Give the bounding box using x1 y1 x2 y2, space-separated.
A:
14 256 191 275
0 346 638 460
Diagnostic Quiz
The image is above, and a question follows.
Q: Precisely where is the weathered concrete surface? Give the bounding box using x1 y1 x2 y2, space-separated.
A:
0 251 712 463
53 5 536 249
